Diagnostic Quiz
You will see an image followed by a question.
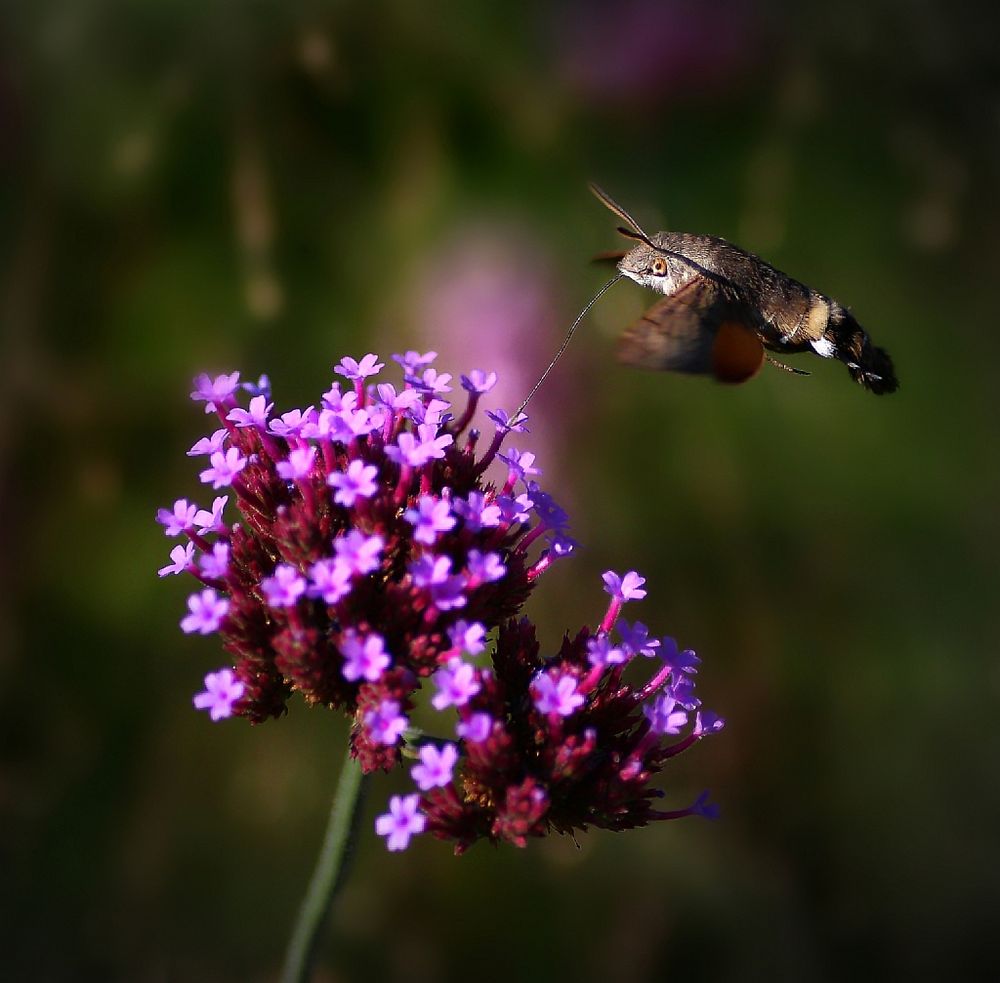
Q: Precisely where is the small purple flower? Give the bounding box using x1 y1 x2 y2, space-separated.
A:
602 569 647 602
549 532 578 557
375 383 421 411
159 543 195 577
187 428 228 457
532 672 585 717
448 620 487 655
384 432 425 468
192 667 245 721
643 694 688 735
456 712 493 743
452 492 502 531
586 636 627 667
375 793 426 851
403 495 456 545
431 658 481 710
361 408 392 438
528 484 569 531
408 398 450 429
460 369 498 394
194 496 228 536
498 448 540 480
338 407 381 438
431 576 468 611
690 791 720 820
409 554 452 588
466 549 505 584
419 368 452 394
180 588 230 635
411 742 458 791
200 542 230 580
328 459 379 507
414 424 454 461
388 424 454 468
301 408 345 442
340 630 392 682
157 499 198 537
617 620 660 659
276 446 317 481
410 556 467 610
261 564 307 607
335 353 384 381
668 675 700 711
495 493 533 524
333 530 383 576
392 349 437 377
365 699 408 745
199 448 247 489
486 408 529 433
268 407 316 438
694 711 725 736
661 639 700 675
308 558 353 604
227 394 273 429
321 382 355 412
242 373 271 398
191 371 240 412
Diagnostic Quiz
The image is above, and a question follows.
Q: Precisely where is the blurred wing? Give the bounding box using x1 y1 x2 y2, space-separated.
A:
616 278 765 385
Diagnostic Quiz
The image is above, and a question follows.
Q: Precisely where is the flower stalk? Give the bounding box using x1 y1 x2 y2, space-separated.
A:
280 748 367 983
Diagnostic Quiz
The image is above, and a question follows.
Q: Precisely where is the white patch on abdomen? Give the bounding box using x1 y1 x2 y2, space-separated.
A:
811 336 836 358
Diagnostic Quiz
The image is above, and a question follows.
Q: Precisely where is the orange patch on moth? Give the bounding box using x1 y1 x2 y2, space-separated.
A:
711 321 765 384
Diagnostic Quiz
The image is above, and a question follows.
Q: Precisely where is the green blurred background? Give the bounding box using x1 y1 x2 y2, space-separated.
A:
4 1 999 980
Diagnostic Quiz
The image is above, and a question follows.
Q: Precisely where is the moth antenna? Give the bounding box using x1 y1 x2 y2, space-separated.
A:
589 183 653 245
513 273 623 420
766 356 811 376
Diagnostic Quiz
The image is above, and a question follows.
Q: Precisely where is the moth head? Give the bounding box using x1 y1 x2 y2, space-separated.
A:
589 184 677 292
617 239 675 292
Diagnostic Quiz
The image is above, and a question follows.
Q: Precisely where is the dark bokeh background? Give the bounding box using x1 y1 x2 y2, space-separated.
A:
3 2 999 980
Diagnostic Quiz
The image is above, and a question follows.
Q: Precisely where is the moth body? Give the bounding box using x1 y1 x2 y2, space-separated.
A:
593 184 898 395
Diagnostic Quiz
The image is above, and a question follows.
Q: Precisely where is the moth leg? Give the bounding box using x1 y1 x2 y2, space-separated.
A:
766 356 811 376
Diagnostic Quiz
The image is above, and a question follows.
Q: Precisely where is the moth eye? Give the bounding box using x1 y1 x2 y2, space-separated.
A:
651 257 668 276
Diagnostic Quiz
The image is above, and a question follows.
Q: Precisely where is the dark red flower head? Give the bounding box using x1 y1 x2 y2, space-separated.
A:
158 352 723 853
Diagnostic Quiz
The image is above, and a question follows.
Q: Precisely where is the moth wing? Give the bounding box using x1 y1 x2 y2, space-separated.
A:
712 320 767 384
616 279 765 385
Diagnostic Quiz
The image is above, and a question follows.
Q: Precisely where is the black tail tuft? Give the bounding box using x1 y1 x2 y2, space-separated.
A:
829 308 899 395
849 343 898 395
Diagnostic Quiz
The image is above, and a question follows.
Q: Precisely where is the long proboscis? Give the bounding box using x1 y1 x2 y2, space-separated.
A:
513 273 623 420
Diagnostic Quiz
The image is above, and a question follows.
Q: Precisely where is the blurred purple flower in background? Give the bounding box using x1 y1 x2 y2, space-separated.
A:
557 0 758 109
411 229 568 448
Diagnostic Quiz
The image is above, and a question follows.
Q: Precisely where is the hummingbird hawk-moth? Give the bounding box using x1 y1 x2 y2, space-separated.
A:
590 183 898 395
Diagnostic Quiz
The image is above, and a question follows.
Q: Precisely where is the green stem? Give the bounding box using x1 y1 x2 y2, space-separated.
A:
281 747 368 983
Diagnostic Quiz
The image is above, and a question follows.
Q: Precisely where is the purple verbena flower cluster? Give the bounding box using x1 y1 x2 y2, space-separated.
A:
160 352 723 853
